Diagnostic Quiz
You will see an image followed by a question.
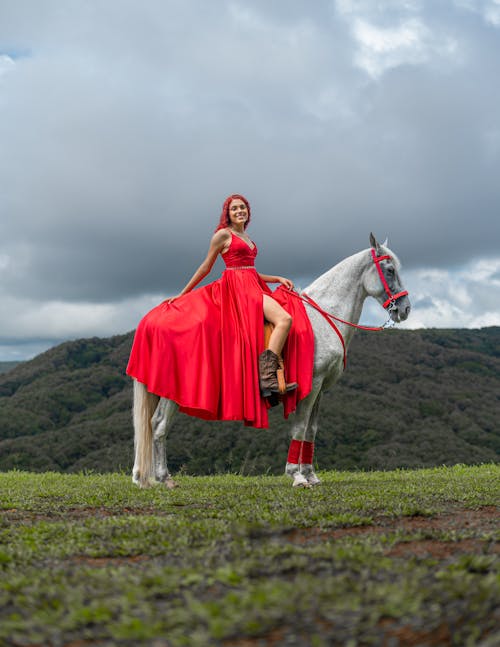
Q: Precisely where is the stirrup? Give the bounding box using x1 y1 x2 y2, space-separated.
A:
276 360 297 395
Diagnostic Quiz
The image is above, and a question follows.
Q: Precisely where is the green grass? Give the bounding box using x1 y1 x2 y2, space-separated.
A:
0 465 499 645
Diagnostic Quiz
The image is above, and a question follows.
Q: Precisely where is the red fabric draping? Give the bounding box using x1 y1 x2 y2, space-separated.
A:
126 233 314 428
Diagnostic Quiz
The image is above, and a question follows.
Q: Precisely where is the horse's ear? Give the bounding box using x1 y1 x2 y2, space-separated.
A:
369 232 378 249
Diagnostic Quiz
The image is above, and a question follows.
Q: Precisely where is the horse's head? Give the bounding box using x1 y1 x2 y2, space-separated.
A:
364 233 411 323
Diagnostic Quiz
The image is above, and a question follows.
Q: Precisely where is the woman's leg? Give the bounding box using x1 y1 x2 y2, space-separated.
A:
262 295 292 356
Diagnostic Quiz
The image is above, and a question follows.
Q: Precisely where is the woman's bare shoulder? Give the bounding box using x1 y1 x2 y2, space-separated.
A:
211 228 231 246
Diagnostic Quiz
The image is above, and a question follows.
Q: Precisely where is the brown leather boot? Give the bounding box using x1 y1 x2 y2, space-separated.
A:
259 349 298 398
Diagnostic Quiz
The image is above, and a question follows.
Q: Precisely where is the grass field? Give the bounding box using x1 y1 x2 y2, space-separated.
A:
0 464 499 646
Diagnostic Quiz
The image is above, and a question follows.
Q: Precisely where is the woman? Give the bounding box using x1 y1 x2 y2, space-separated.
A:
126 194 303 429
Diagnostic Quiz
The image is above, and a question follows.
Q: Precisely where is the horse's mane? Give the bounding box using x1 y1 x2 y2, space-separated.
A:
303 241 402 296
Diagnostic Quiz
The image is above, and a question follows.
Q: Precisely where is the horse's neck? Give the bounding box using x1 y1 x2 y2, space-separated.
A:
304 250 369 345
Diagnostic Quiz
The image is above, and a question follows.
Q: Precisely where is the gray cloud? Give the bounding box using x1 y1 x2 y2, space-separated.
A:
0 0 499 357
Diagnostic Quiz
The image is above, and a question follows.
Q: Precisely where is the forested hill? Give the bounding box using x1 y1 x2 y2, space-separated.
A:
0 328 498 475
0 361 21 374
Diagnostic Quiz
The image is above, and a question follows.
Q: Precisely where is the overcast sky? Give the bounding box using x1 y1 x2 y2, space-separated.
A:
1 0 499 360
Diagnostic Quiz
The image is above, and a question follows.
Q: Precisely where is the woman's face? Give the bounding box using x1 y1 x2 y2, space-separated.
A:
228 199 248 227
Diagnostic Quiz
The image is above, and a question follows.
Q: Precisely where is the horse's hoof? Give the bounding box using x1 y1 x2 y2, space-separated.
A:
132 472 151 488
292 473 311 488
306 474 321 486
136 480 152 489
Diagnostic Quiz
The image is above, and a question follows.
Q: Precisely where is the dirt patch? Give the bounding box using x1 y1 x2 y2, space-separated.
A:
394 506 499 532
70 554 152 567
283 506 499 561
0 506 165 522
215 619 467 647
386 538 498 559
285 524 386 544
0 502 215 523
378 618 452 647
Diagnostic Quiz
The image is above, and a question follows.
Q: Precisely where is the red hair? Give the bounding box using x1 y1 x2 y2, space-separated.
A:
215 194 251 231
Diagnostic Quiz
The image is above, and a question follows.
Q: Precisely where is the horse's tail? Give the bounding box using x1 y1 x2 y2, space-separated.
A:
133 380 159 488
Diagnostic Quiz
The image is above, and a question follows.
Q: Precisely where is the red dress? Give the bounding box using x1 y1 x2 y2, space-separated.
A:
126 232 314 428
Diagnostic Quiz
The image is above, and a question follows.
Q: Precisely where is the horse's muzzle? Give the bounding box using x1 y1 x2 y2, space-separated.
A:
390 296 411 322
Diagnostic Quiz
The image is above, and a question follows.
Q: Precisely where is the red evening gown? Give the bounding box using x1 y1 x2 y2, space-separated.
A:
126 232 314 428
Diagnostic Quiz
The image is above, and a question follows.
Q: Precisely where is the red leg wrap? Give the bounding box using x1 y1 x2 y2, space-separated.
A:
287 439 302 464
301 441 314 464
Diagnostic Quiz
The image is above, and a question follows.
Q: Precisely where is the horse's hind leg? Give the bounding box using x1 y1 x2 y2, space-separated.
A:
152 398 179 488
132 381 160 487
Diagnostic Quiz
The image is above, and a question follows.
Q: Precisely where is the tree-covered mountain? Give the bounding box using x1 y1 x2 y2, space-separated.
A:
0 328 498 475
0 362 21 374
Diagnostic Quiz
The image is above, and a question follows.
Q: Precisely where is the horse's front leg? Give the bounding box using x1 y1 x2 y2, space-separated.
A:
300 393 322 486
151 398 179 488
285 386 321 488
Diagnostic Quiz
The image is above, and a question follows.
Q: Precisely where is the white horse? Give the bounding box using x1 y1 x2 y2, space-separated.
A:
131 233 411 488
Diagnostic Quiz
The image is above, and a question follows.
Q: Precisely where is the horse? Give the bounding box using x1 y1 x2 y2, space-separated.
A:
131 233 411 488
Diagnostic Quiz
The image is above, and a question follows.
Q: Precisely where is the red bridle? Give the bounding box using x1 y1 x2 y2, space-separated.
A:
370 248 408 310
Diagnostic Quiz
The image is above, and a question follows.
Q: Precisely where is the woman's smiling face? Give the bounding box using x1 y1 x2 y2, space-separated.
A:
228 199 248 227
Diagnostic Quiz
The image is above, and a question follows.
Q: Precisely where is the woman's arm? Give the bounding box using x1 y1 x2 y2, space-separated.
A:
166 230 230 302
258 273 294 290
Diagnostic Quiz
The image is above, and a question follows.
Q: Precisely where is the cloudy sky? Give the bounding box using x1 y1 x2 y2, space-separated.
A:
1 0 499 360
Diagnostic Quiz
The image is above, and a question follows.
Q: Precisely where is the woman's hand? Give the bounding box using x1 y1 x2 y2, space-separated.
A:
277 276 294 290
